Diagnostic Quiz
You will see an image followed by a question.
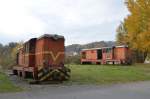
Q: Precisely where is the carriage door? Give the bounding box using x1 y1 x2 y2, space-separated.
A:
97 49 102 59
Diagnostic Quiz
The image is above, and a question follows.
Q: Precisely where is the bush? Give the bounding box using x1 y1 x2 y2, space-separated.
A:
0 42 19 69
65 55 81 64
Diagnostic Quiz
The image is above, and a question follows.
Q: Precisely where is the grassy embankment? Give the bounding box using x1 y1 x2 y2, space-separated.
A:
0 72 22 93
65 64 150 85
0 64 150 92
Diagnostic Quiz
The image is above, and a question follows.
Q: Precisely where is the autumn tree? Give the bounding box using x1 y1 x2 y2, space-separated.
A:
0 42 21 69
11 41 23 63
116 22 128 45
117 0 150 61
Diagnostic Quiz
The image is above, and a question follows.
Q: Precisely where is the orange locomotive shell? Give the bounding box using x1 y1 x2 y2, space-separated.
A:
25 38 36 67
35 35 65 69
17 38 36 67
13 34 70 82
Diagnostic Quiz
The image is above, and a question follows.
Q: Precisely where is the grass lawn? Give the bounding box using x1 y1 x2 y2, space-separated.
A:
65 64 150 85
0 72 22 93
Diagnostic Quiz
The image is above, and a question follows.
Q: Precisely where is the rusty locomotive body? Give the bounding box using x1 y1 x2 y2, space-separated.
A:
81 46 132 65
13 34 70 82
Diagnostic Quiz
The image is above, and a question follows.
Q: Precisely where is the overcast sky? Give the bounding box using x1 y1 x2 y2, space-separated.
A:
0 0 128 45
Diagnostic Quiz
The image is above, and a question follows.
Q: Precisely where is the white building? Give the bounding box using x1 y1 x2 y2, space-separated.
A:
145 57 150 64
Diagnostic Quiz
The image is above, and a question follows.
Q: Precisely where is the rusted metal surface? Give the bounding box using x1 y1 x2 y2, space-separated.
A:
81 49 102 64
81 46 132 65
13 34 70 82
35 37 65 69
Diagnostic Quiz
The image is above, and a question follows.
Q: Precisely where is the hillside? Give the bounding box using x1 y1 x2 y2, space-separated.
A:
65 41 115 55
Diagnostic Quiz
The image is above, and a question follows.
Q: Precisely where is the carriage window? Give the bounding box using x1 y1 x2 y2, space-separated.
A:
30 42 35 53
106 48 111 53
82 52 86 59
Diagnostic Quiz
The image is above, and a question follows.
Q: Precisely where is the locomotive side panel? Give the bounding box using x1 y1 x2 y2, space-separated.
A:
28 38 36 67
23 42 29 67
35 39 45 68
21 38 37 67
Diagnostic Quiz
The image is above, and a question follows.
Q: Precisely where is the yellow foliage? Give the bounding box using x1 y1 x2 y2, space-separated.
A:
124 0 150 53
11 42 23 60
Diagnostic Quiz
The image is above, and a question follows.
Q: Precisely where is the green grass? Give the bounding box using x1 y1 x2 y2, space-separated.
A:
0 72 22 93
65 64 150 85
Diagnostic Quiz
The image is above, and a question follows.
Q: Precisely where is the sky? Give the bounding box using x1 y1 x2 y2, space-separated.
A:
0 0 128 45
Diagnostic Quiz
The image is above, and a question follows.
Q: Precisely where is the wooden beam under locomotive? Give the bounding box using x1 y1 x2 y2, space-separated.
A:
13 34 70 82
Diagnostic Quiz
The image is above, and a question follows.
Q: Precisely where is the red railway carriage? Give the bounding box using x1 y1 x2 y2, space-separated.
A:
81 48 102 64
13 34 70 82
81 45 132 65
